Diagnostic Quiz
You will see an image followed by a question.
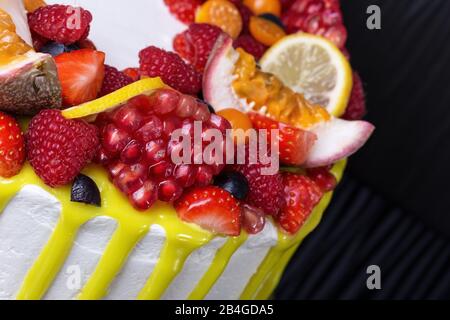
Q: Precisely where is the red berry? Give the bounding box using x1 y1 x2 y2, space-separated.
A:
129 179 158 210
100 65 133 97
343 72 367 120
233 34 267 60
28 4 92 45
26 110 99 187
174 23 224 72
248 112 317 166
278 173 323 234
139 46 202 95
282 0 347 48
242 204 266 235
175 186 242 236
55 49 105 106
306 166 337 192
233 150 285 216
0 112 25 178
164 0 202 24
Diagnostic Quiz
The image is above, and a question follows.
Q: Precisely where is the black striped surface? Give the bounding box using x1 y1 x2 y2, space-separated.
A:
275 176 450 300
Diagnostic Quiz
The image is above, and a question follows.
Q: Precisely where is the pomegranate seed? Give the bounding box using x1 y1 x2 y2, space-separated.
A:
193 101 210 121
195 165 214 187
175 164 196 188
102 124 131 156
107 161 126 178
158 178 183 202
113 105 144 132
162 115 182 137
149 160 174 179
144 139 166 164
175 95 197 118
209 114 232 133
120 140 143 164
129 95 153 113
148 89 180 115
242 204 266 235
114 163 147 195
95 147 111 165
135 116 163 142
129 179 158 210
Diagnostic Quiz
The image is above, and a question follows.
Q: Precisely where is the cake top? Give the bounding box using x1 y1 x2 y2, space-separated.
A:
0 0 373 238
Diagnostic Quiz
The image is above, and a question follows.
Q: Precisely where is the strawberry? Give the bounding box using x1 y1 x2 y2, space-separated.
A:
306 166 337 192
28 4 92 45
26 109 99 187
278 173 323 234
99 65 133 97
139 46 202 95
0 112 25 178
164 0 202 24
175 186 242 236
248 112 317 166
173 23 224 72
54 49 105 106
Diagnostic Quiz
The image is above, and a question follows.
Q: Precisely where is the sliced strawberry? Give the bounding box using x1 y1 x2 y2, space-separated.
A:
55 49 105 106
248 112 317 166
278 173 323 234
0 112 25 178
306 166 337 193
175 186 242 236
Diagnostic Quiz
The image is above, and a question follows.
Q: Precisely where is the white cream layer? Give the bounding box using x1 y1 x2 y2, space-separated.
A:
0 186 278 300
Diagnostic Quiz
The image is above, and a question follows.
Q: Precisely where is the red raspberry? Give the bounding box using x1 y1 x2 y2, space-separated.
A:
343 72 367 120
28 5 93 45
233 152 285 216
139 46 202 95
26 110 99 187
173 23 224 72
233 34 267 60
164 0 202 24
99 65 133 97
282 0 347 48
95 89 231 211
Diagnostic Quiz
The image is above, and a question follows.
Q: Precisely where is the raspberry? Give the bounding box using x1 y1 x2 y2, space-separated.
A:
95 89 231 210
343 72 367 120
99 65 133 97
173 23 224 72
26 110 99 187
282 0 347 48
233 34 267 60
233 151 285 216
164 0 202 24
28 5 93 45
139 46 202 95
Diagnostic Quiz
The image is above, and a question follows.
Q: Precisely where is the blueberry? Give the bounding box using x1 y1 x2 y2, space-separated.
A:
40 42 81 57
71 174 101 207
259 13 285 29
214 171 249 200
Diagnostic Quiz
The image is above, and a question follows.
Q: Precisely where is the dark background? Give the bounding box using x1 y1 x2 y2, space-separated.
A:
275 0 450 300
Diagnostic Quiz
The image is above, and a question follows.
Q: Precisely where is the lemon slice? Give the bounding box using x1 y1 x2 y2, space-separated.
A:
62 77 165 119
260 33 353 117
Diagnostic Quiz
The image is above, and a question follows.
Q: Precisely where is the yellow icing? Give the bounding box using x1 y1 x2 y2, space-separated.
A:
0 160 346 300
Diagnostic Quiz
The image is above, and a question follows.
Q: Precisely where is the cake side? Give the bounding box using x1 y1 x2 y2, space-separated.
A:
0 160 345 300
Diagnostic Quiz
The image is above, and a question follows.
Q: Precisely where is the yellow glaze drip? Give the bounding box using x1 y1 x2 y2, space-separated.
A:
0 160 346 300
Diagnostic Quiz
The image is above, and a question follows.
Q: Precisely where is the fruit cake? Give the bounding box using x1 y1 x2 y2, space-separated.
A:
0 0 374 300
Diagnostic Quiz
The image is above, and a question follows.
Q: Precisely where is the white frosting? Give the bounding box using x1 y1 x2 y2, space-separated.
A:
0 186 278 300
46 0 187 69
